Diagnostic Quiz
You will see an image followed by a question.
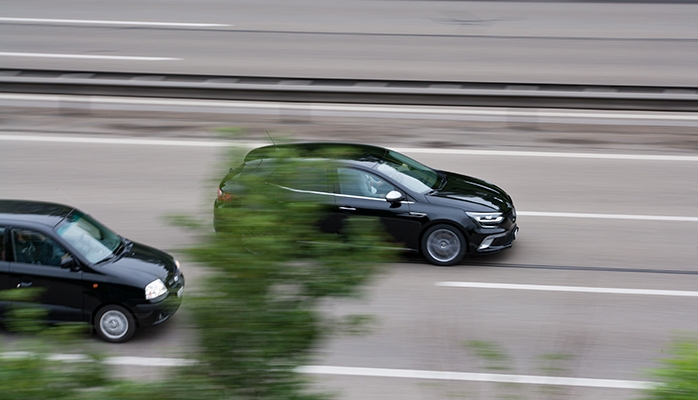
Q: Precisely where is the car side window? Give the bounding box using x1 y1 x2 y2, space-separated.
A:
11 229 68 267
268 165 330 193
337 168 395 199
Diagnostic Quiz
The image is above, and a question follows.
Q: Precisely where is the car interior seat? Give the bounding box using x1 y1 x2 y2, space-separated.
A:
339 169 371 197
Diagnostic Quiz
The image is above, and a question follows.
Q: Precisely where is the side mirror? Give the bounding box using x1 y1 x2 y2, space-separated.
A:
385 191 404 203
61 256 79 271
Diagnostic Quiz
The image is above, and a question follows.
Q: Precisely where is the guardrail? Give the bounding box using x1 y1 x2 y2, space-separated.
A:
1 69 697 111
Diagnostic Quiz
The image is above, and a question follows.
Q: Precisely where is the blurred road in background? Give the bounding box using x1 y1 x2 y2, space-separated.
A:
2 0 698 85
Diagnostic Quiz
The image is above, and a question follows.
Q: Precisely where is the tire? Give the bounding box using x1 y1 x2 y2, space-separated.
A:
421 224 466 266
94 305 136 343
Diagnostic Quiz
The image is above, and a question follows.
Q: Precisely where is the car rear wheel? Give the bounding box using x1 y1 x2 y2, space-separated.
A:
421 224 466 266
95 305 136 343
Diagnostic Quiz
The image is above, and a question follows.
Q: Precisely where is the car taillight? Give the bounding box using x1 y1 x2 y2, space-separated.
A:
217 188 235 202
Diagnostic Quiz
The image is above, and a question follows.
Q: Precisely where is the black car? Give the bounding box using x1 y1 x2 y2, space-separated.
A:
214 143 518 266
0 200 184 343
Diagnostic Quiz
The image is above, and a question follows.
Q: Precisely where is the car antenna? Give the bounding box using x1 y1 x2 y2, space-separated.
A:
266 130 277 148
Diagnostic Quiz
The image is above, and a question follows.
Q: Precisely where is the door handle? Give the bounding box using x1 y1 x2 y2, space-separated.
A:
338 206 356 211
16 281 33 288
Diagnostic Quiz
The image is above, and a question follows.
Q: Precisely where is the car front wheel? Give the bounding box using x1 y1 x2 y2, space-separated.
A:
421 224 466 266
95 305 136 343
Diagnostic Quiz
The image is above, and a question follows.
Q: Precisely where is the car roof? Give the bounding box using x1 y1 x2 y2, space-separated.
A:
0 199 75 228
245 142 389 164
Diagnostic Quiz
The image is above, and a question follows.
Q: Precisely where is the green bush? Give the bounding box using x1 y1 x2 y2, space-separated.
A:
0 146 394 400
642 338 698 400
180 148 395 399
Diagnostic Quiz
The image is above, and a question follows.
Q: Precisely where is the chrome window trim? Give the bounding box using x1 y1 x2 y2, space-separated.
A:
273 184 335 198
334 193 414 204
274 184 414 204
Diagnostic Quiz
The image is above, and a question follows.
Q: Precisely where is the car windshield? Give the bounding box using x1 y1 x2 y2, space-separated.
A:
55 212 122 264
375 150 442 194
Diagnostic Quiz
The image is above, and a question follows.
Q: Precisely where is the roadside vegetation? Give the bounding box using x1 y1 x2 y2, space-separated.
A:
640 337 698 400
0 144 394 399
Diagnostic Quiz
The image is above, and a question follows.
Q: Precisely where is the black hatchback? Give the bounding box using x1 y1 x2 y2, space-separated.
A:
0 200 184 343
214 143 518 266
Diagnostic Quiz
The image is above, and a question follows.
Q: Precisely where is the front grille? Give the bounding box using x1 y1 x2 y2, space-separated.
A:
166 270 184 289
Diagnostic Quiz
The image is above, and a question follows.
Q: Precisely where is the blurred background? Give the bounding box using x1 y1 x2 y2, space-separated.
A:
1 1 698 399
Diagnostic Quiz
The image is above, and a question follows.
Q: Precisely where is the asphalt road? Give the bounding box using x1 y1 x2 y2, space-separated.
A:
2 0 698 86
1 102 698 399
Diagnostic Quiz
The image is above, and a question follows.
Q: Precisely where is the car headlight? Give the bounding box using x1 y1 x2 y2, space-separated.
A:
145 279 168 300
466 212 504 228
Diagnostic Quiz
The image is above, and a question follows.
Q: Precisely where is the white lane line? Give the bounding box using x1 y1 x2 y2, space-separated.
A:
0 52 179 61
1 133 698 163
1 352 198 366
518 211 698 223
104 356 198 367
0 353 652 389
436 282 698 297
0 17 231 27
395 148 698 162
298 366 653 390
309 105 698 122
0 134 227 147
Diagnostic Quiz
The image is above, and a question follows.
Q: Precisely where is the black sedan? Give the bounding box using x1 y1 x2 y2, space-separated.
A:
214 143 518 266
0 200 184 342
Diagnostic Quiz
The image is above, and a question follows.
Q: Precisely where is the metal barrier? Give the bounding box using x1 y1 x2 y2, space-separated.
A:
1 69 697 111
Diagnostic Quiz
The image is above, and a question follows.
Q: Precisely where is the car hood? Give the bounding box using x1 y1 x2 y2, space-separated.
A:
427 171 512 212
99 242 177 285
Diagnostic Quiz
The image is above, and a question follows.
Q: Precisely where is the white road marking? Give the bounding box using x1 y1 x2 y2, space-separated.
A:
104 356 198 367
1 133 698 162
0 352 652 389
1 352 197 366
436 282 698 297
517 211 698 223
394 148 698 162
0 52 179 61
298 365 653 390
0 134 228 147
309 104 698 122
0 17 231 27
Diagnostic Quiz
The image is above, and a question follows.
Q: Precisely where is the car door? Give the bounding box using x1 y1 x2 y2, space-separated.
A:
331 167 422 249
8 227 86 322
267 163 338 233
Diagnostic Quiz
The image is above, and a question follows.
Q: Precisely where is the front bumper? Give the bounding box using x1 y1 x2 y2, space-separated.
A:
133 273 185 328
133 294 183 327
474 224 518 253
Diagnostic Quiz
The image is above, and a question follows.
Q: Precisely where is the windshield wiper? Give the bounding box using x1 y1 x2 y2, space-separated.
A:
114 237 132 256
437 171 448 190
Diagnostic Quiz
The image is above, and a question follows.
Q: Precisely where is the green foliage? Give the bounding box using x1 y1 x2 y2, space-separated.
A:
0 288 91 338
0 288 49 334
537 352 574 375
0 145 393 400
182 147 395 399
463 340 511 371
641 338 698 400
0 354 106 400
